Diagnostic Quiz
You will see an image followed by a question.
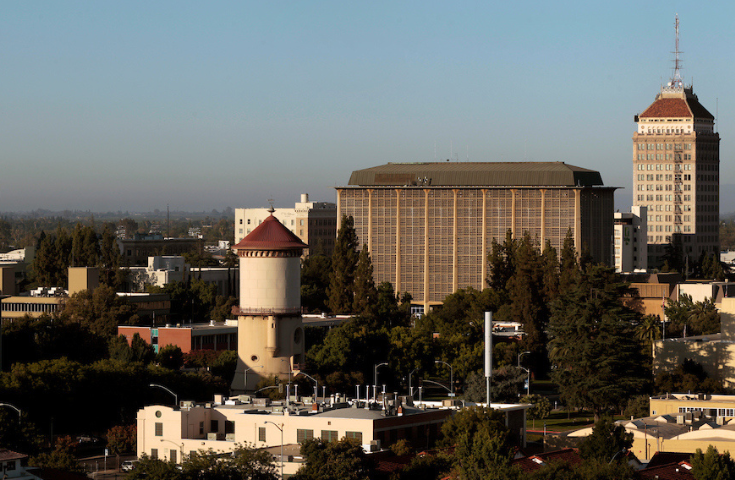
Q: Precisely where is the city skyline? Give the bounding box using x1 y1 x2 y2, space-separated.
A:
2 1 733 213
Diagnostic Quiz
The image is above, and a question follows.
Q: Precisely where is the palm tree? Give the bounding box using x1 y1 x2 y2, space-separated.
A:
635 315 662 358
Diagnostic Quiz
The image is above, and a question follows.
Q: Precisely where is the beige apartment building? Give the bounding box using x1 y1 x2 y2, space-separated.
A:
235 194 337 257
632 58 719 268
336 162 615 312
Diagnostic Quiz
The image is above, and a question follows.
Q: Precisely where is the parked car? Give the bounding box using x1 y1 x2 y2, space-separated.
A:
121 460 139 472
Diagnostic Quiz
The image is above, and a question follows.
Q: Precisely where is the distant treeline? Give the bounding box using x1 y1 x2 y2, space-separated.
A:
0 214 234 252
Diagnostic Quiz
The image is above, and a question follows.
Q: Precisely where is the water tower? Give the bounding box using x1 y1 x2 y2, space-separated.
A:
230 211 307 392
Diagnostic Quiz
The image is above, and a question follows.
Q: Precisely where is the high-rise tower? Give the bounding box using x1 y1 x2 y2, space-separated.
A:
633 16 719 268
230 212 307 392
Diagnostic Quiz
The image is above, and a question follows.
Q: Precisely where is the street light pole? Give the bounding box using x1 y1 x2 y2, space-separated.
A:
159 439 184 463
243 365 264 392
295 372 318 402
280 359 293 406
148 384 178 407
374 362 388 390
264 421 284 479
408 368 419 397
0 403 21 423
434 360 454 395
517 351 531 396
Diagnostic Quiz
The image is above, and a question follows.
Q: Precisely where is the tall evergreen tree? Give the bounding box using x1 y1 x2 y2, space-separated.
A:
661 235 685 275
487 230 516 294
691 446 735 480
301 254 332 313
559 228 580 294
541 240 560 304
53 224 72 286
71 223 85 267
81 225 100 266
327 215 359 314
352 245 378 316
506 232 547 356
548 264 645 420
99 223 124 288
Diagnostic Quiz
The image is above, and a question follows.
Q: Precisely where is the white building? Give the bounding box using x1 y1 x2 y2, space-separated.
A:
235 194 336 257
613 206 648 273
128 256 237 297
136 394 528 477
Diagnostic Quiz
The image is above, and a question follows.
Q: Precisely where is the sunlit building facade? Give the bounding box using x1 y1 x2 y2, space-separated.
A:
336 162 615 313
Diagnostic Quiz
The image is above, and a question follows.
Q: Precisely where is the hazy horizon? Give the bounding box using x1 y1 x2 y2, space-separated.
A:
2 2 734 213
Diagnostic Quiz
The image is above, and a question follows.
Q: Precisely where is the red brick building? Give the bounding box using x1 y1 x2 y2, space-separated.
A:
118 320 237 354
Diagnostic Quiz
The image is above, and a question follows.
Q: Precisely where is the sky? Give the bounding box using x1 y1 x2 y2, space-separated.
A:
2 1 734 213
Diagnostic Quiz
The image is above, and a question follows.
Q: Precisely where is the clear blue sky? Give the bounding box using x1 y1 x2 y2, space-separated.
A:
1 1 733 213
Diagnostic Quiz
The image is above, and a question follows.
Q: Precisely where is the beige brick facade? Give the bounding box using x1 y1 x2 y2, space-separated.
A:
337 163 614 310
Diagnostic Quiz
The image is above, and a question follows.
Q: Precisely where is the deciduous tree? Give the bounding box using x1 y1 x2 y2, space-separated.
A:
29 436 87 474
578 418 633 462
293 438 371 480
106 424 137 455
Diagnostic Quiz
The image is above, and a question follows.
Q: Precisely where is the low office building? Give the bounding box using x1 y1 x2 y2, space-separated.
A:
137 395 452 463
620 272 680 320
118 320 238 354
136 395 528 466
128 256 238 298
0 294 66 323
118 234 203 267
1 267 170 325
566 394 735 460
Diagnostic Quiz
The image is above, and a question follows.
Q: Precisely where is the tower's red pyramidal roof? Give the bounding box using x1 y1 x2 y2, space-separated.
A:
233 214 308 251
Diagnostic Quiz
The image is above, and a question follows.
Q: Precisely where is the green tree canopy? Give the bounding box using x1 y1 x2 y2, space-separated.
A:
665 294 720 337
156 345 184 370
578 418 633 462
29 436 87 475
439 407 514 480
301 254 332 313
352 245 378 316
293 438 371 480
691 445 735 480
63 284 138 337
548 265 646 419
106 424 137 455
327 215 359 314
520 394 551 428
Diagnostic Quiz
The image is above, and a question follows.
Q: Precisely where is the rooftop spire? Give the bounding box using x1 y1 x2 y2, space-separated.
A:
670 14 684 89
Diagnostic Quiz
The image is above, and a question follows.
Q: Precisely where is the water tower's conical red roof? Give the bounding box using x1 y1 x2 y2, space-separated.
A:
233 214 308 251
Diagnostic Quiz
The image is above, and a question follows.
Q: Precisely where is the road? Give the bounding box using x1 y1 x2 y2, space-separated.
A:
79 454 136 479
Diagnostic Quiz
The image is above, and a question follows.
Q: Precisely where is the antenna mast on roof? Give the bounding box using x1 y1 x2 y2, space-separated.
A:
670 14 683 88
